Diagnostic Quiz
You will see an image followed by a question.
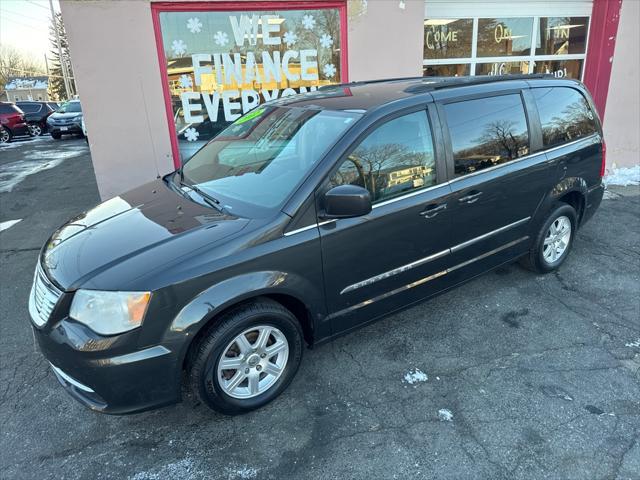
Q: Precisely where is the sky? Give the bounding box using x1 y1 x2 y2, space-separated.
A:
0 0 60 64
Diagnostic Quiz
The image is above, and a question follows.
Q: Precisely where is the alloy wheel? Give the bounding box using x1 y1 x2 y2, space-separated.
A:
542 215 572 264
29 124 42 136
0 128 9 143
217 325 289 399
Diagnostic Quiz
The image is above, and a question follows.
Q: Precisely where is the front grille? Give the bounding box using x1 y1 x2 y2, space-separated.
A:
28 265 62 327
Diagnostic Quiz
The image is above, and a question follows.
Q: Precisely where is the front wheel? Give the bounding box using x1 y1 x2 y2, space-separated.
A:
51 132 62 140
521 203 577 273
188 299 304 415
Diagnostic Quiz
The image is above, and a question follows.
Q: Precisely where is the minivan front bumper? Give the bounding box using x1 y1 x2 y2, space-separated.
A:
33 319 183 414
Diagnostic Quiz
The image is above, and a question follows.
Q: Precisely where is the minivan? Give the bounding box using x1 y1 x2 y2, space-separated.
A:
29 75 605 415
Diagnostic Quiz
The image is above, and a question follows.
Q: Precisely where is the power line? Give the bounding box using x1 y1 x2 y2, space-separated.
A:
25 0 51 12
0 7 50 24
6 67 73 80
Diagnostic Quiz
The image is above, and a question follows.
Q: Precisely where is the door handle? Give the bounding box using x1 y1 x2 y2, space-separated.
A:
458 191 483 204
420 203 447 218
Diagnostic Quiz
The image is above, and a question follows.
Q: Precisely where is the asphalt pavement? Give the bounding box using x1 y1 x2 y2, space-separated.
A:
1 136 639 480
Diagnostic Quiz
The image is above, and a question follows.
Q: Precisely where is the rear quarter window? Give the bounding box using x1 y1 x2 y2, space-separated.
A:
532 87 597 148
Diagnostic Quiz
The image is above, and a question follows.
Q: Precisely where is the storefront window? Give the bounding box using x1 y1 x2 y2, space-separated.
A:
536 17 589 55
477 18 533 57
424 19 473 59
533 59 584 79
423 14 589 82
155 6 345 164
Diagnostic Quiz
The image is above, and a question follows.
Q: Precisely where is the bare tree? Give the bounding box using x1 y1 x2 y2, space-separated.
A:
0 44 46 90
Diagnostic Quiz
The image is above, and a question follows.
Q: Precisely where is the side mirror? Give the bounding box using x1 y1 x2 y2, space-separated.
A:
323 185 372 219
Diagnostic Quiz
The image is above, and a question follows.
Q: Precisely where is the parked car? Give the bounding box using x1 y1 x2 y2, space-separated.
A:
47 101 60 111
46 100 83 139
29 75 605 416
16 101 55 136
0 102 30 143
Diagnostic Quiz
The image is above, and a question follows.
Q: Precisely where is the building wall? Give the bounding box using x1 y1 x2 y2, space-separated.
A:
603 0 639 170
7 89 49 102
60 0 175 200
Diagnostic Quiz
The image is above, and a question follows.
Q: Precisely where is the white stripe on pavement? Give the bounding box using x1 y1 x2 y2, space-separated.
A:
0 219 22 232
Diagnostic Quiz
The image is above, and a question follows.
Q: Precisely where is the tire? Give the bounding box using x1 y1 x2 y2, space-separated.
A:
188 298 304 415
51 132 62 140
520 203 577 274
28 123 43 136
0 127 11 143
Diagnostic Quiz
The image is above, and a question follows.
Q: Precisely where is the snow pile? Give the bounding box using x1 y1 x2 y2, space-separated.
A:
403 368 428 384
604 165 640 187
438 409 454 422
625 339 640 348
225 466 258 480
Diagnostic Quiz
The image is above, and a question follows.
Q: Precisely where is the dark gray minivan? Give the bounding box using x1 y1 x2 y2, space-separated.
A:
29 75 605 415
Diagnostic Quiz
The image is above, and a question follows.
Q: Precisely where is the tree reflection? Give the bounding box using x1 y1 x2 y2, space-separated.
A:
543 100 595 146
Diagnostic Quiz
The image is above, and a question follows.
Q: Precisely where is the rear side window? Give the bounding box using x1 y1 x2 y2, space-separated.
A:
532 87 597 148
0 104 18 114
444 94 529 176
18 103 41 113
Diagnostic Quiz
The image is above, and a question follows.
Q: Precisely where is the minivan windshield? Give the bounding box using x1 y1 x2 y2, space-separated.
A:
57 102 82 113
181 106 361 217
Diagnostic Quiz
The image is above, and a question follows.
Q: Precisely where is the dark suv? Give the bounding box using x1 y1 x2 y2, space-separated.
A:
29 76 605 415
0 102 30 143
16 101 55 136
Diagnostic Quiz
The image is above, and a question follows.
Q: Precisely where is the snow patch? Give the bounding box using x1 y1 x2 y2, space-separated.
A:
0 149 83 193
625 339 640 348
225 465 258 480
0 219 22 232
438 408 453 422
403 368 428 384
130 458 201 480
604 165 640 187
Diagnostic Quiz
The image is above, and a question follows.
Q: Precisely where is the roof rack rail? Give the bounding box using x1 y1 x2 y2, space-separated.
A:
320 73 559 92
318 76 427 90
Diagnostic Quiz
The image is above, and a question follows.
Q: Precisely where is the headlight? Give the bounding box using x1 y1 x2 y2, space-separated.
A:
69 290 151 335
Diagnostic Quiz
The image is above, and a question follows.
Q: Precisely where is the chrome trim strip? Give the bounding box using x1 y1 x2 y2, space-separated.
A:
284 219 335 237
50 363 95 393
329 236 528 319
340 217 529 295
340 248 450 294
450 217 530 252
372 183 446 209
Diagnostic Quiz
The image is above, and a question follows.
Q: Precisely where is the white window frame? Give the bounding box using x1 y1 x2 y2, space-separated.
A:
423 12 591 80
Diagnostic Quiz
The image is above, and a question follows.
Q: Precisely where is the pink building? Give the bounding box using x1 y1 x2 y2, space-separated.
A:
60 0 639 199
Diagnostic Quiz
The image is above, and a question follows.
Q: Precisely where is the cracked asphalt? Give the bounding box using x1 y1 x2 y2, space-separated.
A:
1 137 639 480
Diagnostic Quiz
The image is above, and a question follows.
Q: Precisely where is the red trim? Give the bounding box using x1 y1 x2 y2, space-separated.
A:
583 0 623 119
151 1 349 168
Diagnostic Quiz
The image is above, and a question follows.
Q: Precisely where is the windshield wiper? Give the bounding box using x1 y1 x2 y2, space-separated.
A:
179 178 226 213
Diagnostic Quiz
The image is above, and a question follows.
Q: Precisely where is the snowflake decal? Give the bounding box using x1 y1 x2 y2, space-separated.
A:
178 74 192 89
302 14 316 30
322 63 336 78
319 33 333 49
283 31 298 47
186 17 203 34
214 31 229 46
184 128 199 142
171 39 187 56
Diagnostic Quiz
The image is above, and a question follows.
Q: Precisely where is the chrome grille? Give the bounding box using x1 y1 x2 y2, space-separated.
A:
28 265 62 327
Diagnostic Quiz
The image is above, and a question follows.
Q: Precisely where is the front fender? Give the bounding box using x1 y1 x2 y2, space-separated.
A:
168 270 326 364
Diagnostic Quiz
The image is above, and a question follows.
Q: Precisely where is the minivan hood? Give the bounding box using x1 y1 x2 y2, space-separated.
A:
42 179 250 290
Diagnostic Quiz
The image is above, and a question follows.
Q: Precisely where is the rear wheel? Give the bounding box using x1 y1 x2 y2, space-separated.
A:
28 123 43 136
0 127 11 143
521 203 577 273
188 298 304 415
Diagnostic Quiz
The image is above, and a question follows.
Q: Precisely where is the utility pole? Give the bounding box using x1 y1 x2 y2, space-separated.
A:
48 0 71 99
